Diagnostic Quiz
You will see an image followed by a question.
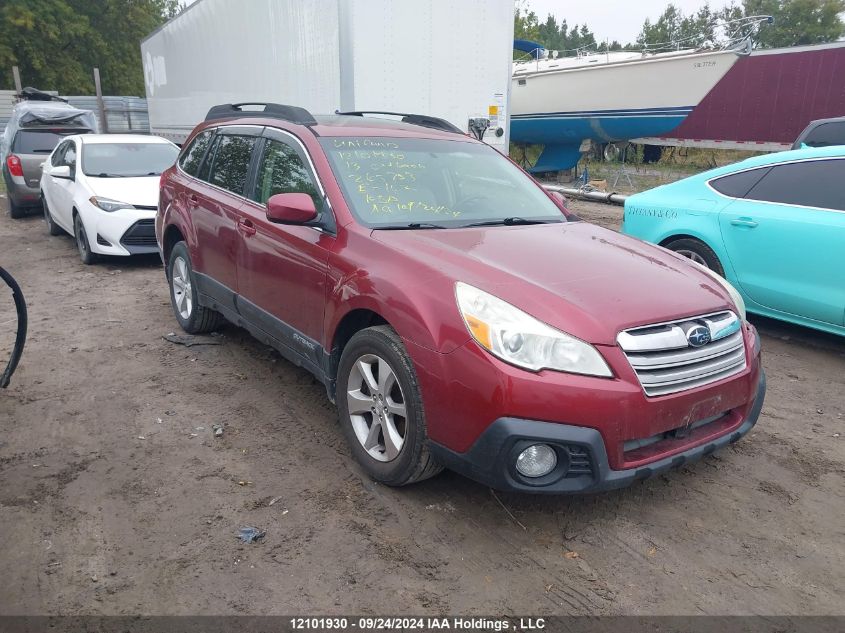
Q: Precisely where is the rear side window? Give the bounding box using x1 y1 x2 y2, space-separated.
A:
801 122 845 148
744 159 845 211
207 135 257 195
710 167 770 198
178 130 214 177
12 130 76 154
251 138 320 207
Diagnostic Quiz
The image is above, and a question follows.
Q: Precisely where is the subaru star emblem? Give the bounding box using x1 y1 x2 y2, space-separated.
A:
687 325 712 347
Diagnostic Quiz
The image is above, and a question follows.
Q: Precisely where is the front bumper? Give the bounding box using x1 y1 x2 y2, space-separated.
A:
429 371 766 494
81 207 158 256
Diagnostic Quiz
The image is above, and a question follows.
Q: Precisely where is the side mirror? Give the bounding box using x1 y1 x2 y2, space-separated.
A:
50 165 72 179
266 193 318 224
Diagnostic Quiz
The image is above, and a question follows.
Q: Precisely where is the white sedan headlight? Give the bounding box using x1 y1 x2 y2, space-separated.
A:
691 262 747 321
89 196 136 212
455 282 612 377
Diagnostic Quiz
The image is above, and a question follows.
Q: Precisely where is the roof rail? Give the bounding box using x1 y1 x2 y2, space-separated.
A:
205 102 317 126
335 110 464 135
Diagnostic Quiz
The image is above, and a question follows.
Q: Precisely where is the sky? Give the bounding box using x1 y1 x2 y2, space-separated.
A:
520 0 734 45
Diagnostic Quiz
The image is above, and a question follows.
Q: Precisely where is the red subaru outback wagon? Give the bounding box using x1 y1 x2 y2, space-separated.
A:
156 103 765 493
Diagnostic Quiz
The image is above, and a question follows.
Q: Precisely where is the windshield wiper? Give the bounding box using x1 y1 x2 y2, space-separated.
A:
461 217 560 228
91 173 125 178
374 222 449 230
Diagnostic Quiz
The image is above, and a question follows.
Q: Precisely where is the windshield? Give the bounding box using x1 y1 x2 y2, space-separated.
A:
13 130 79 154
319 137 564 228
82 142 179 177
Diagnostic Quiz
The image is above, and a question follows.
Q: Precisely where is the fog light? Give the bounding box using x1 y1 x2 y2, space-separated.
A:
516 444 557 478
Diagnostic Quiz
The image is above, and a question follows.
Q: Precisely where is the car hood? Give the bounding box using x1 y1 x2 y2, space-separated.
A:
85 175 159 208
371 222 735 346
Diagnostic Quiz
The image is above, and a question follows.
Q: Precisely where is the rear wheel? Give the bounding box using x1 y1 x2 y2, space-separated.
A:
43 195 62 235
337 325 443 486
74 213 98 265
664 237 724 276
168 241 224 334
8 196 25 220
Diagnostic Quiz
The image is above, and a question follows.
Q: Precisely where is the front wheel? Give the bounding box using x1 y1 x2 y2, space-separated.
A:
337 325 443 486
664 237 724 276
74 213 98 265
167 241 224 334
43 195 62 235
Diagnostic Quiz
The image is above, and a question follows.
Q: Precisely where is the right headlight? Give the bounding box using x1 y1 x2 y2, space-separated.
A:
455 282 612 377
89 196 136 212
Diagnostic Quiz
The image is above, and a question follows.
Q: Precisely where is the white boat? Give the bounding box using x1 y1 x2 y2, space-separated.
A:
510 47 743 171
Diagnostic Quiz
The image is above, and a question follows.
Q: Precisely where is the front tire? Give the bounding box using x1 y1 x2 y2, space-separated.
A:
74 213 98 265
664 237 724 276
167 241 224 334
337 325 443 486
43 195 62 235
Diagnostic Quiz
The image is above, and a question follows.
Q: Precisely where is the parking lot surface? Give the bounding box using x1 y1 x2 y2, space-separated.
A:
1 198 843 615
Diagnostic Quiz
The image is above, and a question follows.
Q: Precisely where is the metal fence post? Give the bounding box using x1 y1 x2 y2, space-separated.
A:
93 67 108 133
12 66 22 93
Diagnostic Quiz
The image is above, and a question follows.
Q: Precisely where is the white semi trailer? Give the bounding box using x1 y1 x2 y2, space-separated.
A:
141 0 514 151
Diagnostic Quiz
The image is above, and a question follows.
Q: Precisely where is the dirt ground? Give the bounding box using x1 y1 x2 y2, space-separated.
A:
1 195 843 616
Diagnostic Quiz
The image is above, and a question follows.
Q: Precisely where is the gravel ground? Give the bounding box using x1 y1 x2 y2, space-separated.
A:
0 196 843 616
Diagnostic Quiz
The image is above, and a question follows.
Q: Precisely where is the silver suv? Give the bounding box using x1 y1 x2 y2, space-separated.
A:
1 94 95 218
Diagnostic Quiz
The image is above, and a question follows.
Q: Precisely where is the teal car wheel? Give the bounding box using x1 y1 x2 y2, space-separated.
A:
664 238 724 276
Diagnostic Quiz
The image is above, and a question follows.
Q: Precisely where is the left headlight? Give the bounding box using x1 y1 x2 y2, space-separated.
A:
89 196 136 212
691 262 746 321
455 282 612 377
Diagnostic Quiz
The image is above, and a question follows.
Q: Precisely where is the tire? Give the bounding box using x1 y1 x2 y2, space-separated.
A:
664 237 724 276
74 213 98 265
167 241 224 334
8 195 26 219
337 325 443 486
43 195 62 235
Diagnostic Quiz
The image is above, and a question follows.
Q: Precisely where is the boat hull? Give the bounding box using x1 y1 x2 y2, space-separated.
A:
510 49 739 171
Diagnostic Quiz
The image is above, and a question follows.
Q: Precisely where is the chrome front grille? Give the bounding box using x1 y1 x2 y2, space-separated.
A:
617 311 746 397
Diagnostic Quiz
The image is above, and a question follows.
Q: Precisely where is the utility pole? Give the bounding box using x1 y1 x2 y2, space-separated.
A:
12 66 22 93
93 67 108 133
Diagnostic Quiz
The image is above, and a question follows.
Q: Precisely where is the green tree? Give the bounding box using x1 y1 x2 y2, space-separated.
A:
723 0 845 48
0 0 181 95
514 3 598 57
637 3 718 49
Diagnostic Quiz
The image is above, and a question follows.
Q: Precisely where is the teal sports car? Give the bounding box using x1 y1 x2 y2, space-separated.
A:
622 146 845 337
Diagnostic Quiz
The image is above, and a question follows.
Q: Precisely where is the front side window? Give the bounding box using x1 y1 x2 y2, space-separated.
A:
179 130 214 177
802 122 845 148
744 159 845 211
82 142 178 177
251 138 320 207
319 136 565 228
51 141 69 167
206 135 257 195
65 142 77 176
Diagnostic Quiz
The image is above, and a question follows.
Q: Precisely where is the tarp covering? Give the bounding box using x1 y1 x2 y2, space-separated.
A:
1 100 98 162
513 39 546 59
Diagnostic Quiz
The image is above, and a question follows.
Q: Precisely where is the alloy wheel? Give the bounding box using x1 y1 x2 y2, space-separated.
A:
346 353 407 462
171 256 193 320
675 249 708 267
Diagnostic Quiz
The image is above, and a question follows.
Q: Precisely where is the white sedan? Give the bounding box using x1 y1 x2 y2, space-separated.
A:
40 134 179 264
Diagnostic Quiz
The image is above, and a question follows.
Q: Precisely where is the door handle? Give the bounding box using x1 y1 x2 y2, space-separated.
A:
238 218 256 236
187 194 199 207
730 218 758 228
